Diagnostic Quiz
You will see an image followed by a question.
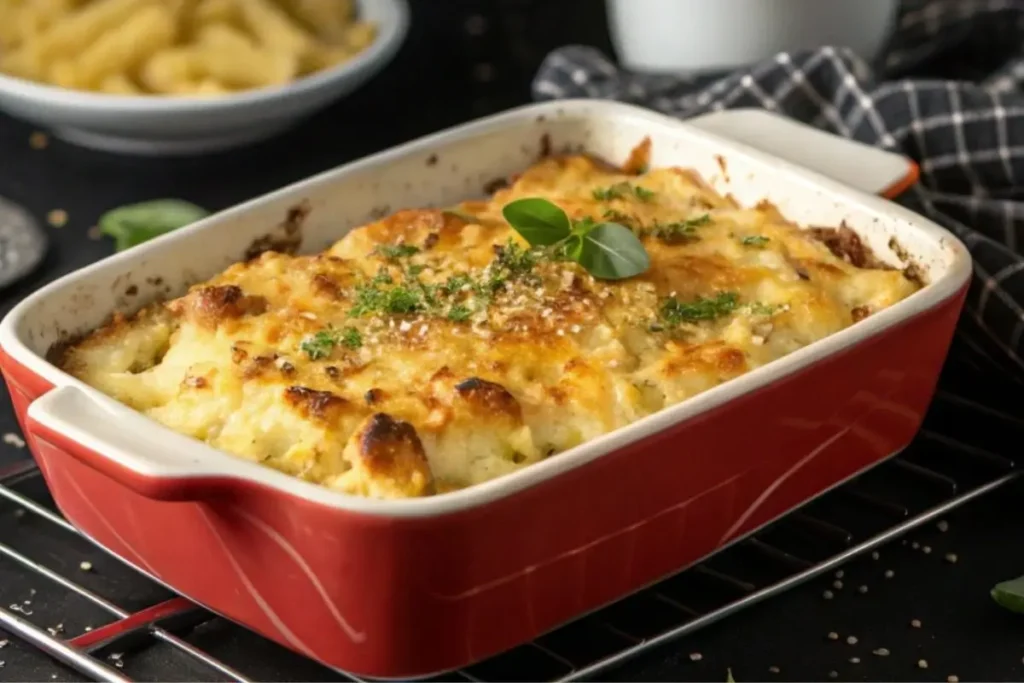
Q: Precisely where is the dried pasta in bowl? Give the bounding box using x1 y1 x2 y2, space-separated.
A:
0 0 378 96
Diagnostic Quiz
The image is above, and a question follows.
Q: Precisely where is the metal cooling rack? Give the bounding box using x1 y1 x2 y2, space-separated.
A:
0 339 1020 683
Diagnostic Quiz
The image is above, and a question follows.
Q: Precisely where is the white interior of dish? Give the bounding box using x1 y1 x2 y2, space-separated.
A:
1 99 972 516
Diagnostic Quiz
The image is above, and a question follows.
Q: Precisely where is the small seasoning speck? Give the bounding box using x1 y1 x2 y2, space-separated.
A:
945 553 958 564
689 652 703 662
873 648 890 657
80 561 92 571
828 632 839 641
833 580 844 590
850 657 860 664
769 666 780 674
29 131 49 149
911 619 922 628
858 585 869 594
937 520 949 532
2 432 25 448
884 569 895 579
922 545 932 554
835 570 845 579
846 636 858 645
823 590 834 600
47 209 68 228
918 659 928 669
871 551 880 560
947 676 959 683
912 541 920 550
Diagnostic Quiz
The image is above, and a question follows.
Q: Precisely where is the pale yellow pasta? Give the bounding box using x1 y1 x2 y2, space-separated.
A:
237 0 311 57
0 0 377 96
98 71 142 94
49 60 86 89
14 0 151 66
280 0 354 42
194 23 297 87
191 0 241 32
300 44 352 76
0 3 22 51
186 77 231 95
73 4 176 88
139 47 203 93
0 47 42 81
342 21 376 52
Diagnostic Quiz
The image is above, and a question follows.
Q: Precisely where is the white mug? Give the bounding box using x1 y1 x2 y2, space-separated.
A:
606 0 900 74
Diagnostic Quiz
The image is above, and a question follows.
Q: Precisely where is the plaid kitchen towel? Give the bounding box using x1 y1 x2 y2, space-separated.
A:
532 0 1024 383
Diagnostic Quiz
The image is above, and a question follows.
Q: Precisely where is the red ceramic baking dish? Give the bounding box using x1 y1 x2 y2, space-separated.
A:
0 101 970 679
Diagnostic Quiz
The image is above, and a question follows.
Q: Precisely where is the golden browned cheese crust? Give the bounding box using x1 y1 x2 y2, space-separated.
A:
59 147 923 499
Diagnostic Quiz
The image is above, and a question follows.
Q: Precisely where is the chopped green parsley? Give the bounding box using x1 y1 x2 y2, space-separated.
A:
373 243 420 261
592 182 655 202
741 235 770 247
646 214 713 244
300 326 362 360
660 292 740 326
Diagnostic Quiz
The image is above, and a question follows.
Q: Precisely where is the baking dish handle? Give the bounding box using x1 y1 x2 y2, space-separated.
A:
26 384 244 501
686 108 919 199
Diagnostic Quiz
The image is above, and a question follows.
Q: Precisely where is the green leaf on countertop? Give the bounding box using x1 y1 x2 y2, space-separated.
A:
992 574 1024 614
99 199 209 251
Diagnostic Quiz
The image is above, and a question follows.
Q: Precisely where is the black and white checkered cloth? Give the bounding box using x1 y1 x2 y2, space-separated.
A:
533 0 1024 383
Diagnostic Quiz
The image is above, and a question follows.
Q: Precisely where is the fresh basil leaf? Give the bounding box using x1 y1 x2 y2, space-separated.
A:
564 234 584 261
99 199 209 252
992 574 1024 614
578 222 650 280
502 198 572 246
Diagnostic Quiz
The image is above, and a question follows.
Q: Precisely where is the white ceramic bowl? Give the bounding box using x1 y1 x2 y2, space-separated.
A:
607 0 899 74
0 0 409 156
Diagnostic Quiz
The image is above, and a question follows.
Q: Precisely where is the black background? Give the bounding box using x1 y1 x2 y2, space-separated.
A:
0 1 1022 681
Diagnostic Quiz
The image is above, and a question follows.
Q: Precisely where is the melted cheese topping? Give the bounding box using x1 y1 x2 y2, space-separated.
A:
59 150 922 499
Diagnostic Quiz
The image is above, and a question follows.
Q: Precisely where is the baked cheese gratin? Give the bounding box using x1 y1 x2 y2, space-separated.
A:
58 142 924 499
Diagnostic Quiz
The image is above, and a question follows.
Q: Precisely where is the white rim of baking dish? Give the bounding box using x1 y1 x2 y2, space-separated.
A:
2 99 973 518
0 0 409 111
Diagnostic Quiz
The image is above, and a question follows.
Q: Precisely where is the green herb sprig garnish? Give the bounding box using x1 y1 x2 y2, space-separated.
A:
660 292 740 326
592 182 655 202
300 326 362 360
502 198 650 280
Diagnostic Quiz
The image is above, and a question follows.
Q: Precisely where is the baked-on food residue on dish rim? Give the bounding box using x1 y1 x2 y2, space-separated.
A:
56 138 925 500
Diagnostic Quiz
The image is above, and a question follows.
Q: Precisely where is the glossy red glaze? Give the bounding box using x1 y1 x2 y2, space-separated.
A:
1 284 966 679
